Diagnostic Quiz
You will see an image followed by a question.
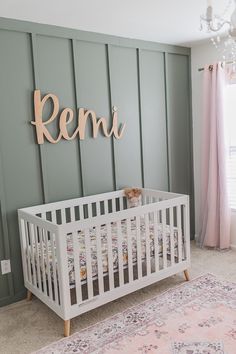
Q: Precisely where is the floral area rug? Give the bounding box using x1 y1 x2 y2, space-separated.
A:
35 274 236 354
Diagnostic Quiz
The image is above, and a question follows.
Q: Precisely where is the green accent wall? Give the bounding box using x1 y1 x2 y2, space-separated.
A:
0 17 194 307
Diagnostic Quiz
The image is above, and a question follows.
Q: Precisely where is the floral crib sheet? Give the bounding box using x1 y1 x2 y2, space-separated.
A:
30 218 183 287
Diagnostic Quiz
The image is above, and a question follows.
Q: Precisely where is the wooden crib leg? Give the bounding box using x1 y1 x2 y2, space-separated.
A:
183 270 190 281
64 320 71 337
26 290 33 301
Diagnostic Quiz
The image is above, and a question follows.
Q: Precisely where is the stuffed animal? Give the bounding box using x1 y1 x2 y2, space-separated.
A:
124 188 142 208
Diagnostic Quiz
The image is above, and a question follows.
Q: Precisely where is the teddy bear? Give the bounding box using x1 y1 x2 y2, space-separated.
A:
124 188 142 208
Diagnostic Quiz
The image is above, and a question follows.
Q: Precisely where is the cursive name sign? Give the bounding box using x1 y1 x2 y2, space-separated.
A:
31 90 126 144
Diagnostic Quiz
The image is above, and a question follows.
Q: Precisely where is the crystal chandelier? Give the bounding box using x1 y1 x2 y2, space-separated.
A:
200 0 236 61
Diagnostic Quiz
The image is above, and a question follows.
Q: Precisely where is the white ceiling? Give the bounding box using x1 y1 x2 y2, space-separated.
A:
0 0 233 46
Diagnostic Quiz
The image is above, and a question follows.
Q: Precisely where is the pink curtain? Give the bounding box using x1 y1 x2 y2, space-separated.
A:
200 63 231 249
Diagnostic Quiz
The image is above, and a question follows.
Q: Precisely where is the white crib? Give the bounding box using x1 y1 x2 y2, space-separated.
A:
18 188 190 337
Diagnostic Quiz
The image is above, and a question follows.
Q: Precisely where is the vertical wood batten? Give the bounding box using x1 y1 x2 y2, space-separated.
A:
136 48 145 188
71 39 85 197
30 33 49 203
106 44 117 191
163 52 171 192
187 54 195 239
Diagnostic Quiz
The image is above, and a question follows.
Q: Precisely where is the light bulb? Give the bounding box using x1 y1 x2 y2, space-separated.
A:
207 0 212 7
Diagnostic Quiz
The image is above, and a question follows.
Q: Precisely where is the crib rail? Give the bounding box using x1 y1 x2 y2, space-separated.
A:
19 189 183 224
18 189 190 321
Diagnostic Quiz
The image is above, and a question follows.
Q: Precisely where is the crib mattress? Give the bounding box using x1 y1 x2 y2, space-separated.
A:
30 218 181 286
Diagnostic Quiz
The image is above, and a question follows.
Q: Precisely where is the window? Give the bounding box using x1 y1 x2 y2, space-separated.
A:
225 84 236 209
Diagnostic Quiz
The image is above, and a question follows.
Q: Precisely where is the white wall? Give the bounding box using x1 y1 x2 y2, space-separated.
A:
191 41 236 249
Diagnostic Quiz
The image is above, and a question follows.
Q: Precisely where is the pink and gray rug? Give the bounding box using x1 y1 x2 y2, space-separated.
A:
35 274 236 354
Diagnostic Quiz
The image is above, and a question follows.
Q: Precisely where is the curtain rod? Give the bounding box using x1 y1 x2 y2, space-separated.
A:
198 60 235 72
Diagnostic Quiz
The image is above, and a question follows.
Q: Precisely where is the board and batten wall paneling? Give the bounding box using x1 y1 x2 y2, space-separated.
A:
166 53 191 195
0 150 13 304
165 53 195 234
0 196 12 302
35 35 83 202
73 41 115 195
138 50 169 190
0 30 43 298
108 45 143 188
0 17 193 306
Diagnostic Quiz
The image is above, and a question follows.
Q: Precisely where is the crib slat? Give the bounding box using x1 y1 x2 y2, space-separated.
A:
104 200 108 215
84 228 93 299
70 207 75 222
20 219 29 285
96 202 101 217
169 207 175 266
44 228 53 300
153 211 159 272
95 226 104 294
50 232 59 305
24 221 32 284
177 205 182 263
72 231 82 304
127 218 133 282
29 223 37 287
106 223 114 290
119 197 124 211
112 198 116 213
136 216 142 279
34 225 42 292
39 227 47 295
162 209 167 269
183 201 190 261
144 195 148 205
145 214 151 276
88 204 92 218
61 209 66 224
117 220 124 286
51 210 57 224
80 205 84 220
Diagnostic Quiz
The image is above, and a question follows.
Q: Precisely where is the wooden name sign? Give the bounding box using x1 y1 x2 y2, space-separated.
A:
31 90 126 144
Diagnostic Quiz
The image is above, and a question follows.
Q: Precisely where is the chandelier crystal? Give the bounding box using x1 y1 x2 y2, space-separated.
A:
200 0 236 62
